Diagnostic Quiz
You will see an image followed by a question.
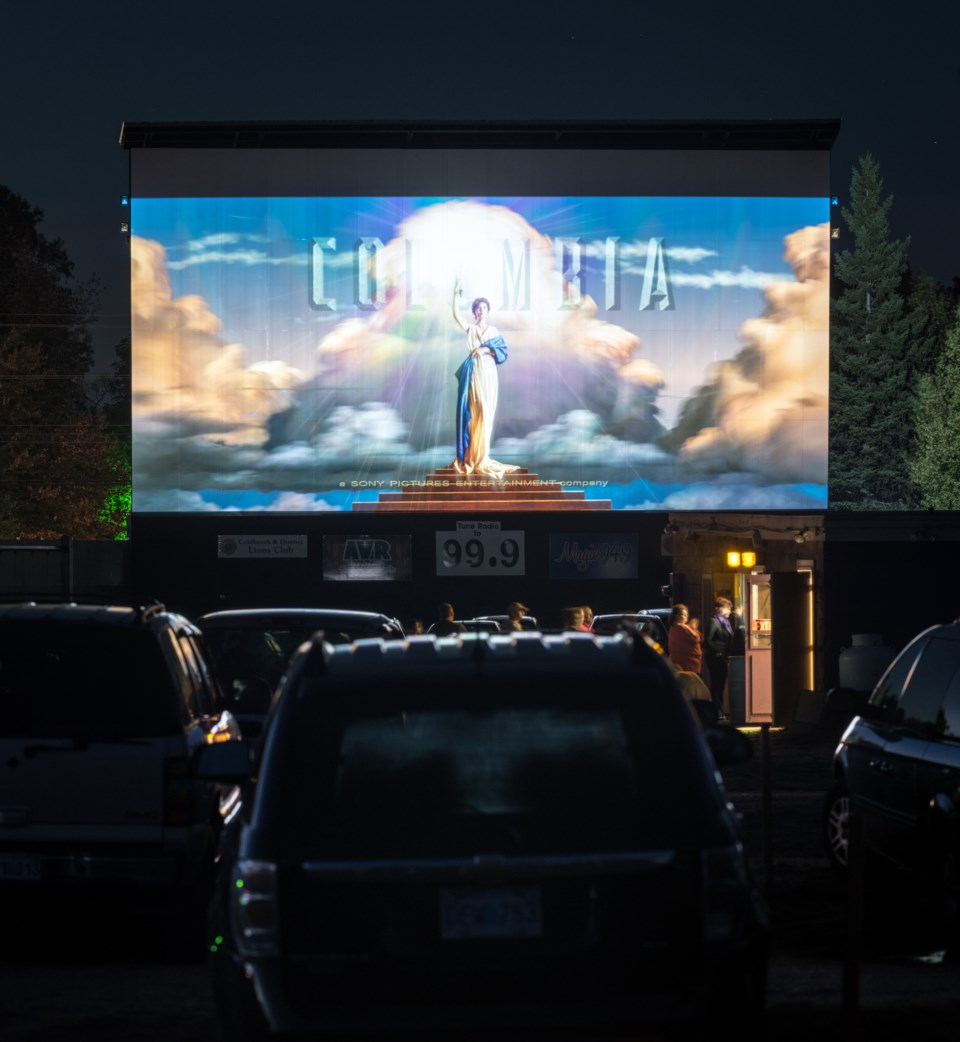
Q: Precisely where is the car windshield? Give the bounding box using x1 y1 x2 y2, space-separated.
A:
202 626 305 691
265 682 718 858
0 623 179 738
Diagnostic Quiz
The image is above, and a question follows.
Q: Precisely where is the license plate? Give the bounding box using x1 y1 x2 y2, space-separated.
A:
0 855 41 881
440 887 542 940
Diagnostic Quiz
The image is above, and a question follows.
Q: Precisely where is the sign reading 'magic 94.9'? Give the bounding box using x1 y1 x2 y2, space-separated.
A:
437 524 525 576
548 533 638 579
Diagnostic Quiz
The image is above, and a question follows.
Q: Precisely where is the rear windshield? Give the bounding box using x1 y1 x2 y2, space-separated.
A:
0 623 179 738
263 683 718 857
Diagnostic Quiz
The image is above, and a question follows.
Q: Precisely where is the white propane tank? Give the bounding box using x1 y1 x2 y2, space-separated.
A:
838 633 897 692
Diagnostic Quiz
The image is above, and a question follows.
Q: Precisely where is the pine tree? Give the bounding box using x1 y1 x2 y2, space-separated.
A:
911 304 960 508
907 271 958 380
830 155 928 508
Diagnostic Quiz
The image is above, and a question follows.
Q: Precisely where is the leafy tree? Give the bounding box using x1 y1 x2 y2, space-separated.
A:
0 185 122 538
15 414 127 540
830 155 928 509
910 304 960 508
93 337 132 539
906 271 959 380
97 449 132 540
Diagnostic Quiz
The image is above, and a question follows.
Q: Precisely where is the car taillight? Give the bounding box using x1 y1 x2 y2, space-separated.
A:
701 843 750 943
163 757 193 827
231 859 278 957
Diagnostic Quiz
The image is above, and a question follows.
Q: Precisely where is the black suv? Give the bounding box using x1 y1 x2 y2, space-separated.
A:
823 620 960 943
0 602 243 951
201 630 768 1041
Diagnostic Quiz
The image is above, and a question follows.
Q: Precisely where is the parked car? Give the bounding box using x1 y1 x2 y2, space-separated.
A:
474 613 540 631
201 629 767 1041
456 617 502 633
638 605 674 634
195 608 405 737
823 620 960 947
591 611 668 648
0 601 243 955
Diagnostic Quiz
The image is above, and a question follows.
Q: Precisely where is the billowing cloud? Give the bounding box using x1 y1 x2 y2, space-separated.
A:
132 236 303 447
668 223 830 485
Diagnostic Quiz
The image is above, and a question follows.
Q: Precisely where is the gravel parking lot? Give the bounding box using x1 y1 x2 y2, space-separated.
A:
2 719 959 1041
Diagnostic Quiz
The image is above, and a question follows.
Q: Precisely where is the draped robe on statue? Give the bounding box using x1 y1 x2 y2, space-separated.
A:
452 324 518 478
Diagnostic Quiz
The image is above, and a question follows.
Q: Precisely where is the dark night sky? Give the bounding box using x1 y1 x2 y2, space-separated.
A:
4 1 959 370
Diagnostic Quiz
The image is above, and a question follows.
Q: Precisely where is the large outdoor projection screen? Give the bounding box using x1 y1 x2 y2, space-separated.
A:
128 136 830 512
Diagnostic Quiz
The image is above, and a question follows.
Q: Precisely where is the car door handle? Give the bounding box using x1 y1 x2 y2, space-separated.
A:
869 758 894 774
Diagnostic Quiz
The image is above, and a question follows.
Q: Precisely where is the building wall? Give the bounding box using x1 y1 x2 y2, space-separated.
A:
127 511 673 627
661 512 826 693
6 512 958 700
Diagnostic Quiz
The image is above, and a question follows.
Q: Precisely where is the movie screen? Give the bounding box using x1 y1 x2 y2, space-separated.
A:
130 155 829 512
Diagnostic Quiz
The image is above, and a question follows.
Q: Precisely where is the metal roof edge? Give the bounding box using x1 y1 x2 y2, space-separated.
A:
118 118 841 151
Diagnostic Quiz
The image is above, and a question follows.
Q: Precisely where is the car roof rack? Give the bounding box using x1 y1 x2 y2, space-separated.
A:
137 601 168 623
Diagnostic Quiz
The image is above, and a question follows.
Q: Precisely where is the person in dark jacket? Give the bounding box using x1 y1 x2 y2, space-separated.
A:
428 603 465 637
705 596 734 719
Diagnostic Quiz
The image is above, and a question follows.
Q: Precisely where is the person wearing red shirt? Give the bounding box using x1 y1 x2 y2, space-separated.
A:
667 603 702 674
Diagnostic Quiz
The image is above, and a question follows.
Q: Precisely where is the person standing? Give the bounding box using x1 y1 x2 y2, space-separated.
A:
705 596 734 719
717 589 746 655
667 603 702 675
450 279 519 479
427 603 465 637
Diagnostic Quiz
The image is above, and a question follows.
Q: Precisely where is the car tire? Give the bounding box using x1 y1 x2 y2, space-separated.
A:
822 781 894 886
161 862 215 963
936 848 960 960
822 781 850 872
210 954 271 1042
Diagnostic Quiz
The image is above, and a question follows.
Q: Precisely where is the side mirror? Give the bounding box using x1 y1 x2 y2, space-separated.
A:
930 792 958 822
